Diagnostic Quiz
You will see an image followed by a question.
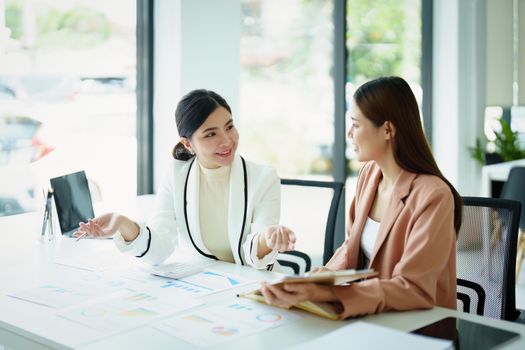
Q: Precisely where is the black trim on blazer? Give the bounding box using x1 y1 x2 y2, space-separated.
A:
184 158 218 260
136 226 152 258
237 156 248 266
183 156 249 264
250 224 275 271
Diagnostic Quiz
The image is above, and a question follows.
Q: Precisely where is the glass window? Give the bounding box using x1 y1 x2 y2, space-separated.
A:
239 0 423 260
239 0 334 180
240 0 334 264
345 0 422 186
0 0 136 216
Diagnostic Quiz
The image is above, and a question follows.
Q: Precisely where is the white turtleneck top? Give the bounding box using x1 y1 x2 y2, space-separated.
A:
198 162 234 263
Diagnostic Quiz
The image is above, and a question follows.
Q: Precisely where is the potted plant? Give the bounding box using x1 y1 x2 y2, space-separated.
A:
468 118 525 165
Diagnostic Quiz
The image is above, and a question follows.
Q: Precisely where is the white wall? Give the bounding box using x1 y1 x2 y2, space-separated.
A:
153 0 241 189
433 0 486 196
486 0 514 106
180 0 240 111
486 0 525 105
153 0 180 190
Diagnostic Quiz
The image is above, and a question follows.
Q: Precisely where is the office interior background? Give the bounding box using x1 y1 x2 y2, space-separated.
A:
0 0 524 276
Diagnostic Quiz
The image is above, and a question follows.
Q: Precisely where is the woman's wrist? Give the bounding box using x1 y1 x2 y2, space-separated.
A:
118 215 140 242
257 231 272 258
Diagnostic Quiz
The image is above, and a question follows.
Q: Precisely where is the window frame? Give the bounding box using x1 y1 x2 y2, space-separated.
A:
137 0 155 195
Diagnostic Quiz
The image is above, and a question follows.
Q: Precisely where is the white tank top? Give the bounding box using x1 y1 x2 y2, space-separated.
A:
360 217 381 259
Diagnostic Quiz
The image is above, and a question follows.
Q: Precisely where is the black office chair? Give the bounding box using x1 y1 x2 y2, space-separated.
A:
499 166 525 280
276 179 344 275
456 197 521 321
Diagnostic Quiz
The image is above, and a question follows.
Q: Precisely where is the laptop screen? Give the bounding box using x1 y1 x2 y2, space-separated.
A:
50 170 95 237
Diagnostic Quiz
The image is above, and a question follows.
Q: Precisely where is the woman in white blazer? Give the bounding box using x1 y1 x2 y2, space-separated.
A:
74 89 296 269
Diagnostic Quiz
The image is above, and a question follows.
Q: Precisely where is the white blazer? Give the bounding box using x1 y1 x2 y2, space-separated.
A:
114 155 280 269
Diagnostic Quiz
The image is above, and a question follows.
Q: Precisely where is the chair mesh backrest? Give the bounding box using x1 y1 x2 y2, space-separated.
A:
456 197 520 320
279 179 343 268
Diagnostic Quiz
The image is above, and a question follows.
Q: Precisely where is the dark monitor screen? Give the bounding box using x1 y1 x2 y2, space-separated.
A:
50 170 94 237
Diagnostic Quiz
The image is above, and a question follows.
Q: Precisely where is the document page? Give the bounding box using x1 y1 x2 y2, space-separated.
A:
287 321 453 350
140 269 253 298
153 299 301 348
58 288 202 333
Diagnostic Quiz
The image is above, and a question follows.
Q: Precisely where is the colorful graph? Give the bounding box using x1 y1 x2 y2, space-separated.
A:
150 299 300 348
183 314 213 324
58 289 201 333
119 307 159 318
227 303 253 311
125 293 157 302
212 326 239 336
256 313 283 323
161 280 206 293
173 270 247 293
201 271 241 286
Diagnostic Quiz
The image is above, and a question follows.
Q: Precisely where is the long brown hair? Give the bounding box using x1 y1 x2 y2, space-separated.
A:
354 76 462 233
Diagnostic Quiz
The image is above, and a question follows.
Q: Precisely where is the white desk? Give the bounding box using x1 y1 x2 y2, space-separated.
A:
1 212 524 350
481 159 525 197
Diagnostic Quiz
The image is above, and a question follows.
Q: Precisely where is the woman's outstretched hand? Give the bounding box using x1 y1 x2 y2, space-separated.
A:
257 225 296 258
73 213 139 241
263 225 296 252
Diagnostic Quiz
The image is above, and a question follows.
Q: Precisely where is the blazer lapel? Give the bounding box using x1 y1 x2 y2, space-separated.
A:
228 155 245 264
185 159 212 255
368 169 416 267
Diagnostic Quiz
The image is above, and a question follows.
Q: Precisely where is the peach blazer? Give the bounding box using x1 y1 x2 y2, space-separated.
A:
326 161 457 319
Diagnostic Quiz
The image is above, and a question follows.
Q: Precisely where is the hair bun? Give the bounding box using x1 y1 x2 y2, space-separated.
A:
173 142 194 161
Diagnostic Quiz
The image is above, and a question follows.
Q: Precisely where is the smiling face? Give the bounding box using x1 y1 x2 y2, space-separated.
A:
181 106 239 169
347 100 390 162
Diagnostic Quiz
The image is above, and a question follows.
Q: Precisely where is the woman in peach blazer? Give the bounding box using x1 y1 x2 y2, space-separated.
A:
261 76 463 319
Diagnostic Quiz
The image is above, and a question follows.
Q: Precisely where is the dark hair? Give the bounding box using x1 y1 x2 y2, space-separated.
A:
172 89 232 160
353 76 463 233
